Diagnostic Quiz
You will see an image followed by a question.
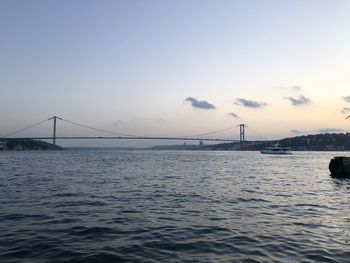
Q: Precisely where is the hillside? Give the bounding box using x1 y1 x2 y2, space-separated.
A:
0 139 62 150
212 133 350 151
146 133 350 151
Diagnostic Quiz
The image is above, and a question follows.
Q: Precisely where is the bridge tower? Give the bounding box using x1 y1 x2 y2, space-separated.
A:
48 116 62 146
238 124 246 149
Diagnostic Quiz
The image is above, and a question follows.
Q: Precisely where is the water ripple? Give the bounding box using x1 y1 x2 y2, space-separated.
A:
0 150 349 262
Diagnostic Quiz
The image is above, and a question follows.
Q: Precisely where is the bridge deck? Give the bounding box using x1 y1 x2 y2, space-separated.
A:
4 136 239 142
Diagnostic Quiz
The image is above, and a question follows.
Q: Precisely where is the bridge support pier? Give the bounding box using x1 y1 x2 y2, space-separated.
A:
53 116 57 145
49 116 62 146
238 124 246 150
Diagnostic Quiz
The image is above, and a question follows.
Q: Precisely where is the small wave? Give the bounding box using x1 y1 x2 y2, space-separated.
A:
73 251 128 262
52 192 79 198
236 197 269 203
54 200 107 208
1 213 53 222
69 226 118 238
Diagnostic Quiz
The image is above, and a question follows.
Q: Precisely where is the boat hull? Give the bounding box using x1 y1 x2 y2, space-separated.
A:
260 150 292 154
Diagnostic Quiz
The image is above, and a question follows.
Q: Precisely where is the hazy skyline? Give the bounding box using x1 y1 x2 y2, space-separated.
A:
1 0 350 146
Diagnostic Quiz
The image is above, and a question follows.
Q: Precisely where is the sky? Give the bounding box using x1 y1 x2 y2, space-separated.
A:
1 0 350 146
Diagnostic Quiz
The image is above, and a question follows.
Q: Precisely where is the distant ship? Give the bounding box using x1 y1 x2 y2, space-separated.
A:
260 143 292 155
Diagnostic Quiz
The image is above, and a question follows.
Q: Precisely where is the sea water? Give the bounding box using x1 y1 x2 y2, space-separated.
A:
0 150 349 262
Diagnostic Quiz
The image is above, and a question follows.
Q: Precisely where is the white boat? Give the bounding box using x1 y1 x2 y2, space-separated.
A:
260 143 292 154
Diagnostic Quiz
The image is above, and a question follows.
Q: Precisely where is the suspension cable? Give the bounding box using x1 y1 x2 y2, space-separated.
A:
180 125 236 138
60 118 140 137
246 126 269 140
1 118 50 138
2 115 241 141
62 119 237 140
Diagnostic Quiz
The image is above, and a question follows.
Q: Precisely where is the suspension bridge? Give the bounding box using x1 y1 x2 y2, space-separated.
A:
0 116 259 146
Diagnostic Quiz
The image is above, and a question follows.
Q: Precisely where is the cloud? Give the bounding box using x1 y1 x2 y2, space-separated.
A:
341 107 350 114
156 118 166 124
185 97 216 110
317 128 345 133
228 112 239 118
291 85 302 91
113 120 123 126
290 129 306 134
284 95 310 106
343 96 350 103
234 98 267 108
280 85 302 92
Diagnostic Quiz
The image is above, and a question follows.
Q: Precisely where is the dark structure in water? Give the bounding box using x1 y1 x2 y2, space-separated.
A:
329 157 350 178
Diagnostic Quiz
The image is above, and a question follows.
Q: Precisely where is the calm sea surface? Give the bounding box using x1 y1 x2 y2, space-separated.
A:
0 150 349 262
